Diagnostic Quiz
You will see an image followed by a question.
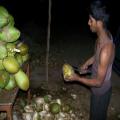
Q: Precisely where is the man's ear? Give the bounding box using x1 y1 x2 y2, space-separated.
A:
97 20 103 27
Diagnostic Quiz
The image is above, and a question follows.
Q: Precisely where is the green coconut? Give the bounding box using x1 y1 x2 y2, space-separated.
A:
15 53 23 66
0 26 20 42
17 42 29 55
0 6 9 17
3 56 20 73
22 53 29 63
6 43 16 57
44 95 51 103
0 70 10 89
8 14 15 27
61 104 71 113
50 103 61 114
0 44 7 59
0 60 4 70
5 74 16 90
0 6 9 28
14 69 29 91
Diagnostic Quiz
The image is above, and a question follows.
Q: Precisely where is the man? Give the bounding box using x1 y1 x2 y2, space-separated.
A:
64 1 115 120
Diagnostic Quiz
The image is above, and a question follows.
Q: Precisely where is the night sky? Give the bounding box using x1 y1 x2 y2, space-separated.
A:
0 0 120 36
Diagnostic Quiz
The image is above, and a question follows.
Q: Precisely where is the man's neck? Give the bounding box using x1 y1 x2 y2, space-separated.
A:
97 27 109 43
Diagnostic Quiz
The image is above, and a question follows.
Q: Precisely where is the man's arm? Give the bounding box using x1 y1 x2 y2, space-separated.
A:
67 43 115 87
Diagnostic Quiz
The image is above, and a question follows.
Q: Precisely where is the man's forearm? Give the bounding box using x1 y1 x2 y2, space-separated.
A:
77 76 101 87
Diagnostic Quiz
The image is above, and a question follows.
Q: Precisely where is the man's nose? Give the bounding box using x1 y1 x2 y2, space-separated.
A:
88 20 90 26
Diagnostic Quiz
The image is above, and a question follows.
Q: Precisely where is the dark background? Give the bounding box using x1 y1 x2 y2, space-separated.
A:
1 0 120 38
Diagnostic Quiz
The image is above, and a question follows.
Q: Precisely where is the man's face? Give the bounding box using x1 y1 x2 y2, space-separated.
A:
88 15 97 32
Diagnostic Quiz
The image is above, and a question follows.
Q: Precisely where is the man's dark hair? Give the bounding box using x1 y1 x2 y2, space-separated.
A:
89 0 110 28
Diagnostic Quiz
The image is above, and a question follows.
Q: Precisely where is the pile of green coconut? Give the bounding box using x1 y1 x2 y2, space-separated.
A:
21 94 78 120
0 6 29 91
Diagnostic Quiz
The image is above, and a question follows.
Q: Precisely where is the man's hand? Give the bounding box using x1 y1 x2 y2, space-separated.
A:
80 63 89 71
80 56 95 71
64 73 80 82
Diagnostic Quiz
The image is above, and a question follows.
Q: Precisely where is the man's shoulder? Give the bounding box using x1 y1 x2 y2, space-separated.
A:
101 42 115 58
103 41 114 49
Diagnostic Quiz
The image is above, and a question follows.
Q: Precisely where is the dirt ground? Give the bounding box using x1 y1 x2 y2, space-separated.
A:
1 22 120 120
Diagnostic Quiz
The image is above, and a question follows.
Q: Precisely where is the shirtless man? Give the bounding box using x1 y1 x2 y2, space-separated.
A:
64 1 115 120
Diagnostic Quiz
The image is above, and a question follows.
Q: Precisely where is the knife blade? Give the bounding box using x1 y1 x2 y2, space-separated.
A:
72 65 92 75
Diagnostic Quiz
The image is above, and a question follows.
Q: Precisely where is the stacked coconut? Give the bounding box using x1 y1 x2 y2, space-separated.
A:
21 95 78 120
0 6 29 91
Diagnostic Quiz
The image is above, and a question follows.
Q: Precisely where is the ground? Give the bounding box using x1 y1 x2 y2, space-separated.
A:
1 22 120 120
